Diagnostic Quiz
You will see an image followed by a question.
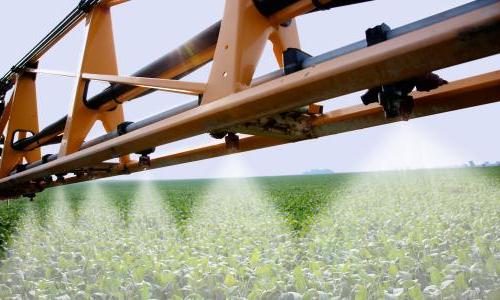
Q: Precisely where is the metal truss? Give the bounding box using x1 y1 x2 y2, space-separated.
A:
0 0 498 199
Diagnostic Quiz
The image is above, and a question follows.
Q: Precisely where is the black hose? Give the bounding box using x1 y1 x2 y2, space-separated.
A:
0 0 100 96
9 0 493 152
84 21 221 109
12 99 199 174
14 21 222 150
11 116 67 151
252 0 373 17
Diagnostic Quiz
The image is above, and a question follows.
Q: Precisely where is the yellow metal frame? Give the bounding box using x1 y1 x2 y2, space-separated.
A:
59 6 129 163
0 74 41 177
202 0 300 103
0 0 498 199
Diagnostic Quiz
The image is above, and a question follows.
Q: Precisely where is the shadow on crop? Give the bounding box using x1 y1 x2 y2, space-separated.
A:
264 175 346 235
32 192 56 228
61 186 86 223
101 182 137 225
157 181 207 234
0 199 28 259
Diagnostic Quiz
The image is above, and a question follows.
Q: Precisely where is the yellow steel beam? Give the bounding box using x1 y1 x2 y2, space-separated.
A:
1 68 499 200
0 3 498 193
0 75 41 177
24 68 76 78
58 6 129 164
6 70 497 199
0 96 13 135
81 73 206 96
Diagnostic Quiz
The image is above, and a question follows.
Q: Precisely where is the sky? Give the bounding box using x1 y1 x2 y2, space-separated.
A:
0 0 499 179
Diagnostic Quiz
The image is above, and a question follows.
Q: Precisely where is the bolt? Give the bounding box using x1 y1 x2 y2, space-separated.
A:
139 154 151 167
225 133 240 151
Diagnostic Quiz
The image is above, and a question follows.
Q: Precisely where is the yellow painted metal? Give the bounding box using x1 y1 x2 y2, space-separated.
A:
107 47 216 110
0 0 499 198
0 96 13 135
58 6 130 163
0 75 41 177
8 70 497 194
81 73 206 96
201 0 300 104
0 1 497 190
269 20 301 67
24 68 75 78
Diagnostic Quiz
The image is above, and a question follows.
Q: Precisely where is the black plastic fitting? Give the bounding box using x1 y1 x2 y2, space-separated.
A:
210 131 228 140
138 155 151 167
56 173 67 181
283 48 312 75
78 0 98 13
117 121 134 136
225 133 240 151
360 23 447 119
366 23 391 46
414 73 448 92
41 154 53 164
136 148 154 167
378 81 415 119
16 164 28 173
136 148 155 156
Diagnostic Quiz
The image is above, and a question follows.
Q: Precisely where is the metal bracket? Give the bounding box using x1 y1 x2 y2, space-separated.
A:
283 48 312 75
230 109 316 139
117 121 133 136
361 23 447 119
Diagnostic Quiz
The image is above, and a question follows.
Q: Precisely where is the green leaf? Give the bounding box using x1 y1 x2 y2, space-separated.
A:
408 286 424 300
139 285 150 300
388 264 398 277
355 285 368 300
224 274 237 287
250 248 261 266
428 267 442 285
455 273 468 291
294 266 307 292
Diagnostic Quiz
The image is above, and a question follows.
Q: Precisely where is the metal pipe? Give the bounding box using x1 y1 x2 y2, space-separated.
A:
304 0 498 69
0 0 100 95
1 0 498 189
10 0 497 152
12 116 67 151
84 21 221 109
254 0 500 83
11 99 200 174
12 21 221 151
81 99 200 149
10 70 498 198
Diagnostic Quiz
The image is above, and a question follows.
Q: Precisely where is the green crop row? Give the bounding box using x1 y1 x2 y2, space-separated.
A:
0 167 499 299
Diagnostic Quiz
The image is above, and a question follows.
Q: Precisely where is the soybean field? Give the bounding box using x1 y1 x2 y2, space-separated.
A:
0 167 499 299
